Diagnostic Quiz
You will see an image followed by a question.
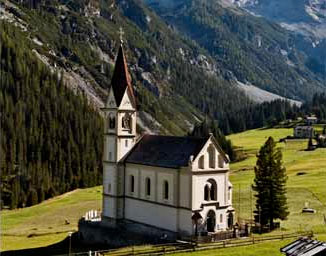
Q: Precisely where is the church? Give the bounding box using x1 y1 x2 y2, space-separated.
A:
101 43 234 238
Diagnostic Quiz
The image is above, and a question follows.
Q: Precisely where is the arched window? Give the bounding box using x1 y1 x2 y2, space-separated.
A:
208 145 216 169
204 184 210 201
218 154 224 168
207 179 217 201
163 180 169 200
122 113 131 130
109 113 115 129
145 177 151 196
199 155 205 169
130 175 135 193
210 183 216 201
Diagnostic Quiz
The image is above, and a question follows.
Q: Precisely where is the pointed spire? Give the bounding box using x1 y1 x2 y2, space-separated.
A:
110 43 136 107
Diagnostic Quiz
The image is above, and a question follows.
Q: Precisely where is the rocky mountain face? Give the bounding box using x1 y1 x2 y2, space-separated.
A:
224 0 326 78
144 0 326 101
1 0 325 137
230 0 326 39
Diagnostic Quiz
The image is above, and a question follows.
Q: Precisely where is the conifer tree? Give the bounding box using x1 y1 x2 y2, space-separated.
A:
252 137 289 230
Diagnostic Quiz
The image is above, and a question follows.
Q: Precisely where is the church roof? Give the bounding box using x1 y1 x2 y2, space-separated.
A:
110 44 135 107
125 135 208 169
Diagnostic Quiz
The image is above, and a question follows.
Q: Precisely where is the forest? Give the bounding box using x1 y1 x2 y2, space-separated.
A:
0 24 103 209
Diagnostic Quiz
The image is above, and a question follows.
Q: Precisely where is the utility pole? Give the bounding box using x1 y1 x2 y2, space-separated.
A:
250 184 253 225
0 112 2 251
238 184 241 224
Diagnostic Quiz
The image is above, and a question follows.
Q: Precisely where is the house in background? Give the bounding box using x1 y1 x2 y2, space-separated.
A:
281 237 326 256
294 126 314 139
305 116 318 126
100 43 234 239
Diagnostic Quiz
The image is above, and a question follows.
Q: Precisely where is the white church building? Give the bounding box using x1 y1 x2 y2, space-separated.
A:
101 44 234 238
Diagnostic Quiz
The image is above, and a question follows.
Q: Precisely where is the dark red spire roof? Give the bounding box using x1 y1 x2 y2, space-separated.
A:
110 44 135 107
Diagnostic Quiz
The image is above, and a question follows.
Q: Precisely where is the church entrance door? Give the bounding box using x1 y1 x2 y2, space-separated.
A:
206 210 216 232
228 212 234 229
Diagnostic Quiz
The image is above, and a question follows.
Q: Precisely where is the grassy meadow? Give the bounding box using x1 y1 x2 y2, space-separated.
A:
1 126 326 255
228 127 326 234
1 186 102 251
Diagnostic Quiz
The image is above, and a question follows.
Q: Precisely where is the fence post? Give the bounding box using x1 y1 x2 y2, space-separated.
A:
252 236 255 244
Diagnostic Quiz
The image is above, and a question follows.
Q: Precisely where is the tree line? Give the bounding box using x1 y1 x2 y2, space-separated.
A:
0 24 103 209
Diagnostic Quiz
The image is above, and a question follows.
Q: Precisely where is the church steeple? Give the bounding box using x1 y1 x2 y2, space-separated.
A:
110 44 135 108
102 37 138 223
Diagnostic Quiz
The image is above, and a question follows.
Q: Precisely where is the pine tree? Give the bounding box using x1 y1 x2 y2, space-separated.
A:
252 137 289 230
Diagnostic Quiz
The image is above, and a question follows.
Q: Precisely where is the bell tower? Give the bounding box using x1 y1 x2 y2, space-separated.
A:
102 42 136 224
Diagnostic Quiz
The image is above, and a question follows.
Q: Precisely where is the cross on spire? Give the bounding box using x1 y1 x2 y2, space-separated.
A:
118 27 125 44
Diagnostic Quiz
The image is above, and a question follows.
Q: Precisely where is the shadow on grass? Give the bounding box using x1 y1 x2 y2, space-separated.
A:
1 233 111 256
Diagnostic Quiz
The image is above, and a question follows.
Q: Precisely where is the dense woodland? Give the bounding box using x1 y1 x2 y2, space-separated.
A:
0 25 103 209
302 93 326 122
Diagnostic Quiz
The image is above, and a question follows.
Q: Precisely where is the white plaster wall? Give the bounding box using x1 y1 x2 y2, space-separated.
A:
118 137 134 161
103 163 117 195
125 167 140 197
193 138 228 171
103 195 117 218
178 208 193 235
140 169 156 201
192 174 227 210
157 172 174 205
179 173 191 208
125 198 178 232
126 164 178 206
119 89 135 111
106 136 116 162
105 87 117 108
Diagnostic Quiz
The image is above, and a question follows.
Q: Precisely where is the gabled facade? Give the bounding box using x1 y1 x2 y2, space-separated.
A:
294 126 314 138
101 44 234 237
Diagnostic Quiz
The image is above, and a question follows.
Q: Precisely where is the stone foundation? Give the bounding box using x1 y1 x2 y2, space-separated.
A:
78 217 178 247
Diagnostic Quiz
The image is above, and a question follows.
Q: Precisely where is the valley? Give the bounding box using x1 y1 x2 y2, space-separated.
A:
2 127 326 254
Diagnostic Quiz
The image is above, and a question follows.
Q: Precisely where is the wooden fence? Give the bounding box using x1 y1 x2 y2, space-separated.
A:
67 231 313 256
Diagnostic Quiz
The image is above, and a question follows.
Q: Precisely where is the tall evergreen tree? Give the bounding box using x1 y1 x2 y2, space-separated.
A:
252 137 289 230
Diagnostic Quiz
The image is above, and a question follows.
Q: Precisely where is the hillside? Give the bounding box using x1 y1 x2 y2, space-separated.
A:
2 127 326 255
1 0 311 212
144 0 326 101
228 128 326 234
0 0 255 136
225 0 326 79
1 0 325 135
1 186 102 251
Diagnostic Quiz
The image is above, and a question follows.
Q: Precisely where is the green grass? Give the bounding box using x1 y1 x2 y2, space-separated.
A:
228 128 326 234
173 239 292 256
1 186 102 251
2 127 326 254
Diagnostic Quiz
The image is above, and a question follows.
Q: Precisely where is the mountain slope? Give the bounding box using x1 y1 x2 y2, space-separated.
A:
1 0 258 136
225 0 326 79
144 0 326 101
230 0 326 38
